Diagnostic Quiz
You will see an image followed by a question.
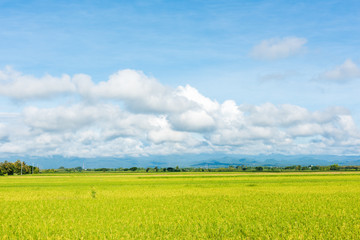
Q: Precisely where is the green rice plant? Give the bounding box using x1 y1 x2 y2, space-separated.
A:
91 187 96 199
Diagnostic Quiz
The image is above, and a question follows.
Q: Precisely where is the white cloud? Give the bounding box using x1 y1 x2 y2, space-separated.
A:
147 116 189 144
218 100 244 127
240 103 310 127
0 142 25 154
319 59 360 82
206 102 360 151
23 105 101 131
0 123 8 141
74 69 193 113
177 85 219 112
0 66 76 100
169 110 216 132
0 68 360 158
287 123 324 137
250 37 307 60
148 129 188 144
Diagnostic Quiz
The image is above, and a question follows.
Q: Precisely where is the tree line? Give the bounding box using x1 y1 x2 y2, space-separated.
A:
3 161 359 175
0 160 39 175
41 164 360 173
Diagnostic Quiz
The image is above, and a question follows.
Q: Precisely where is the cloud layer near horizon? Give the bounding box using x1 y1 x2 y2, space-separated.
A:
0 67 360 158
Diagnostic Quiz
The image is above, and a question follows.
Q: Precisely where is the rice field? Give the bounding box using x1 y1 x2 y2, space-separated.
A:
1 172 360 239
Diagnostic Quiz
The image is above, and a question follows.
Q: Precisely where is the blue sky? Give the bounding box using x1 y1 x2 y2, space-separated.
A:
1 0 360 162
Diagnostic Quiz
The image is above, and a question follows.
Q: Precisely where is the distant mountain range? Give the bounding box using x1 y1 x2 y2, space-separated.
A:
1 153 360 169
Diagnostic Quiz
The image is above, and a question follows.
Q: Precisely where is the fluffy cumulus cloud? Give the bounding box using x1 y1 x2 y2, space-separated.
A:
250 37 307 60
319 59 360 82
169 110 216 132
0 66 76 100
73 70 192 113
0 68 360 158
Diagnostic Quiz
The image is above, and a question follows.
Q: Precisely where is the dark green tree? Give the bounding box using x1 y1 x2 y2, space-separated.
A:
330 164 340 170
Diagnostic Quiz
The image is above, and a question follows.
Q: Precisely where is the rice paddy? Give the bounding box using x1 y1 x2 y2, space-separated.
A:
1 172 360 239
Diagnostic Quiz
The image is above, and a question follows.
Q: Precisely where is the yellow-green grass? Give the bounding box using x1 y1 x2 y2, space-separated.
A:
1 172 360 239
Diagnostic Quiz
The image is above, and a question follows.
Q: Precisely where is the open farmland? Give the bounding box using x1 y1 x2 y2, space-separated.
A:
1 172 360 239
